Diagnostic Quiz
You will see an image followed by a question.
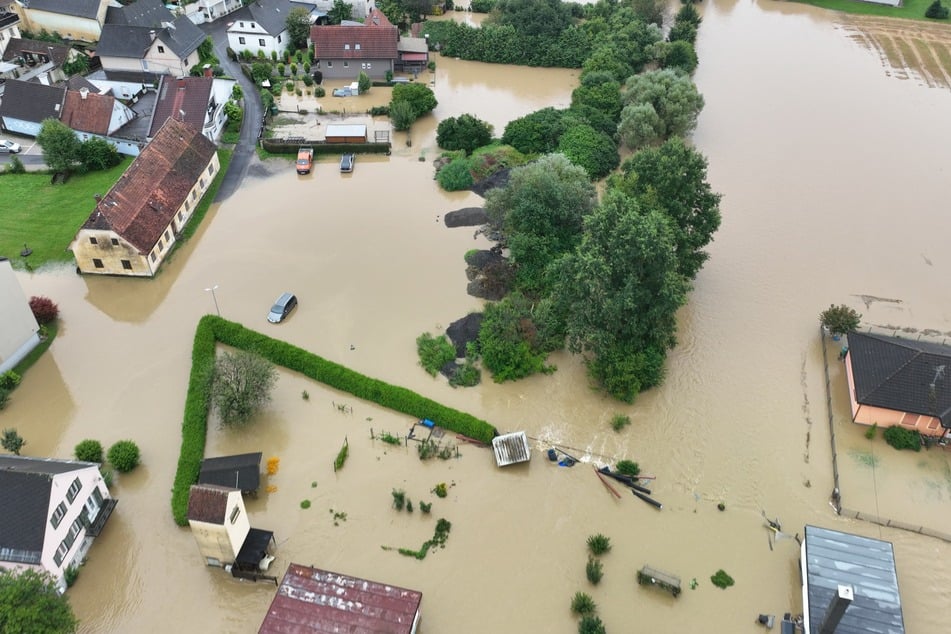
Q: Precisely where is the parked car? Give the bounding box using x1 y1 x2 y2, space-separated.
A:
340 153 355 173
296 147 313 175
0 140 22 154
332 88 351 97
267 292 297 323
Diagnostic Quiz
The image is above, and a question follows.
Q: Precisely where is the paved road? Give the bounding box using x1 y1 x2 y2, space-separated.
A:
200 18 264 202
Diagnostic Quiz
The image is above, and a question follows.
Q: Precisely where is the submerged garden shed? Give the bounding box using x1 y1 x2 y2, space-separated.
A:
324 124 367 143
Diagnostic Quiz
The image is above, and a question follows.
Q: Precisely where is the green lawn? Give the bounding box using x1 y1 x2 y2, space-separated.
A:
0 159 132 270
792 0 948 21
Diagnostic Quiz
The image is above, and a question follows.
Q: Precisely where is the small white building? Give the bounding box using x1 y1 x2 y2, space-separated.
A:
186 483 250 567
0 257 40 374
0 455 116 593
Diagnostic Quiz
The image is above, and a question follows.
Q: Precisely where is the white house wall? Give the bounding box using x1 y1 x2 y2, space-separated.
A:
223 490 250 560
146 41 198 76
0 23 22 59
227 22 288 57
108 99 136 134
0 259 40 374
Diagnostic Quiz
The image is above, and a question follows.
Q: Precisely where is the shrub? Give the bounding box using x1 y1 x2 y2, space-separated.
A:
711 569 735 589
100 466 114 488
285 81 294 92
368 105 389 116
29 296 59 324
389 99 417 131
107 440 140 473
587 534 611 556
302 74 314 87
610 413 631 432
926 0 950 18
448 359 481 387
0 371 20 390
616 460 640 477
433 482 448 498
416 332 456 376
883 426 921 451
864 422 878 440
226 47 236 60
5 155 25 174
314 85 325 97
64 564 81 588
436 114 493 155
570 592 596 616
231 84 243 100
392 489 406 510
385 70 393 82
578 615 606 634
333 439 349 470
819 304 861 336
74 439 103 463
277 63 285 76
419 501 432 513
586 557 603 584
1 428 25 455
358 71 371 94
436 158 474 191
300 499 311 509
0 388 9 410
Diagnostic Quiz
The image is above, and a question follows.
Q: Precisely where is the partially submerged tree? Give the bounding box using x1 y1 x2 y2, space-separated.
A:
0 568 78 633
436 114 493 155
819 304 862 336
211 351 278 426
1 428 25 455
618 69 704 149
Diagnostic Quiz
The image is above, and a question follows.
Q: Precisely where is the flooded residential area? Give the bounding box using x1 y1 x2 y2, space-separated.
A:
4 0 951 632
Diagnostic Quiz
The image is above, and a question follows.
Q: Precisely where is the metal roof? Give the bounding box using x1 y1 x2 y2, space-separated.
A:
325 124 367 137
803 525 905 634
259 563 422 633
492 431 530 467
199 452 262 493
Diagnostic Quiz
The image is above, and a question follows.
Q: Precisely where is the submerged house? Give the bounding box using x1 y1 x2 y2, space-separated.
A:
0 455 117 593
844 331 951 438
258 563 422 633
71 117 219 277
801 525 905 634
310 7 398 80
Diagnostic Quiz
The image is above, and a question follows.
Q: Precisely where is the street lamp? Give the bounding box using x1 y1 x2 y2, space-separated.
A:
204 285 220 316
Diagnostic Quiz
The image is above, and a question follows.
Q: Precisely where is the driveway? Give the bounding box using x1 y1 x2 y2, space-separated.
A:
200 18 263 201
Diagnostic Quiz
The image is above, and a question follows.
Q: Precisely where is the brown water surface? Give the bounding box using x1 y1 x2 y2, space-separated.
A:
5 1 951 631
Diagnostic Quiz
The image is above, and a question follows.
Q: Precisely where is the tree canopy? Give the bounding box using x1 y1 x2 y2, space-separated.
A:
490 0 574 38
285 7 312 50
556 124 619 180
501 108 568 155
611 137 721 279
327 0 353 24
37 118 81 175
618 69 704 149
437 114 493 155
211 351 278 426
391 82 437 118
0 568 78 634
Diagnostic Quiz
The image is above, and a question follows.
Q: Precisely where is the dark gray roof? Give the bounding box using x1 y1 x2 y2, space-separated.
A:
199 452 262 493
848 332 951 428
96 24 153 58
0 79 65 123
157 16 205 59
230 0 299 36
0 456 97 560
804 525 905 634
1 38 73 66
105 0 171 27
21 0 102 20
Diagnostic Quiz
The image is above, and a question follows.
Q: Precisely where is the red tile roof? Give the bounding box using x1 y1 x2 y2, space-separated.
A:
186 483 234 524
259 563 422 634
149 75 213 138
81 117 217 254
311 9 398 60
61 89 114 135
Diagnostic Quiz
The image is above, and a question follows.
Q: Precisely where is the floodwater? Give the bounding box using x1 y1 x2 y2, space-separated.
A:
5 0 951 631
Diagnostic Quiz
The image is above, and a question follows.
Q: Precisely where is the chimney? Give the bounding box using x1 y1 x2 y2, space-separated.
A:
203 63 212 78
149 30 156 41
79 87 88 100
819 585 853 634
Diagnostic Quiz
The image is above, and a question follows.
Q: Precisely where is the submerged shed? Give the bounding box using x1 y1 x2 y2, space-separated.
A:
258 563 422 634
198 452 262 494
492 431 530 467
801 525 905 634
324 124 367 143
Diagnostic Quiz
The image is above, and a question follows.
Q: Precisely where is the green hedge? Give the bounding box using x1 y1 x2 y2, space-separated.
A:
260 140 391 155
171 316 498 525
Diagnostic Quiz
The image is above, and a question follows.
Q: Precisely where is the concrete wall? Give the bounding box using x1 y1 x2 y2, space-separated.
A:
0 259 40 373
14 9 104 42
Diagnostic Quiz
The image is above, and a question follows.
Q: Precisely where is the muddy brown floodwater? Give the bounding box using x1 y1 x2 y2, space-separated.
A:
5 1 951 632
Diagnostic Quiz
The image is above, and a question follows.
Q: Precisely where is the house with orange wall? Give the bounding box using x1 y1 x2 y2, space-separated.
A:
844 331 951 438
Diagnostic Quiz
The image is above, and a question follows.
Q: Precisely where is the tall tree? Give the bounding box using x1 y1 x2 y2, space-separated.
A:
612 138 721 279
36 118 81 175
501 107 568 155
391 82 437 118
211 351 278 426
285 7 313 50
0 568 79 633
485 154 597 294
492 0 573 38
618 69 704 150
551 191 689 401
1 428 25 455
328 0 353 24
437 113 493 155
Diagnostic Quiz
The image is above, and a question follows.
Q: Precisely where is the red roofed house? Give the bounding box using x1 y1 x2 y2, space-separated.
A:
60 86 136 141
71 117 219 277
259 563 422 634
310 7 398 80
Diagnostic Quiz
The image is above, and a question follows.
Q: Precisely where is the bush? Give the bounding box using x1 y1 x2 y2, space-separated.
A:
578 615 606 634
436 158 474 191
231 84 243 100
0 388 8 410
587 534 611 556
314 85 325 97
358 71 371 94
436 114 493 155
610 413 631 432
0 371 20 390
389 99 417 131
819 304 861 336
711 569 735 589
448 359 481 387
302 74 314 87
586 557 603 584
392 489 406 510
926 0 950 18
883 426 921 451
864 422 878 440
416 332 456 376
285 81 294 92
29 296 59 324
74 439 103 463
5 155 25 174
368 105 389 116
616 460 640 477
64 564 80 587
107 440 140 473
570 592 596 616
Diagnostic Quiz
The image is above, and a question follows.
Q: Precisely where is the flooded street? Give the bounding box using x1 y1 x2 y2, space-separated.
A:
4 1 951 631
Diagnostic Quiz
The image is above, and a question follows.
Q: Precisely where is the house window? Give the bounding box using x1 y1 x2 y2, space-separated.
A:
365 63 371 69
185 200 191 211
251 23 256 28
121 259 132 270
111 238 119 246
355 44 361 50
327 61 332 67
192 190 197 201
89 236 97 245
200 177 206 188
239 21 244 27
230 506 241 524
53 542 69 566
277 35 281 43
158 238 164 250
207 164 214 176
177 211 184 221
239 36 246 45
158 45 165 54
92 258 104 269
343 61 348 68
66 477 82 503
164 230 171 242
50 502 67 529
259 38 265 47
344 44 350 50
150 252 156 262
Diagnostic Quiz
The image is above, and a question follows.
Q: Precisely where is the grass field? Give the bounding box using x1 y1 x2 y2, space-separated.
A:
0 160 132 270
792 0 949 21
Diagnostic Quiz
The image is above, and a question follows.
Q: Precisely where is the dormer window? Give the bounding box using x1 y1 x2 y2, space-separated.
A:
355 44 361 50
344 44 350 50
